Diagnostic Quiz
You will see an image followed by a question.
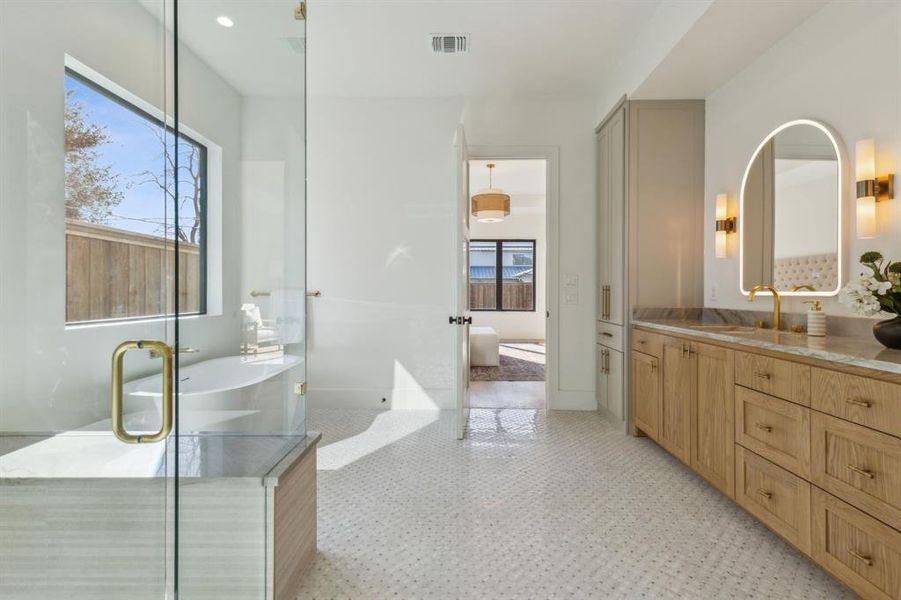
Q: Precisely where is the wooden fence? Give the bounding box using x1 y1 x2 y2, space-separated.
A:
66 219 201 323
470 281 534 311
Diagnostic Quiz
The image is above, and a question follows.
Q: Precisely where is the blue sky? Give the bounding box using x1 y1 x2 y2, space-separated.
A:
65 74 200 239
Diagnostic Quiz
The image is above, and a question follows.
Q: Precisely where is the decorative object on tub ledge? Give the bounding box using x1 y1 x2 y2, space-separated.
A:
839 251 901 349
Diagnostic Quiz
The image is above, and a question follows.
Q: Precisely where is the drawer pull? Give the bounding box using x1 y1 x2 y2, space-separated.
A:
846 398 872 408
638 339 646 344
755 423 773 433
650 363 657 371
848 550 873 566
756 489 772 500
755 372 771 380
847 465 875 479
601 332 613 337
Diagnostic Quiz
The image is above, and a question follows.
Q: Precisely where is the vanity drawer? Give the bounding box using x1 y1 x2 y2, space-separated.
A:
597 322 623 351
735 386 810 478
812 488 901 600
811 368 901 438
735 446 811 554
811 412 901 532
735 351 810 406
631 329 662 358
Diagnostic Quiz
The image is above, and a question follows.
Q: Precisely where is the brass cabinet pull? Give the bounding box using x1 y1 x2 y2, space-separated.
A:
112 340 173 444
755 372 771 380
848 550 873 566
846 398 872 408
847 465 875 479
756 489 773 500
755 423 773 433
650 362 657 372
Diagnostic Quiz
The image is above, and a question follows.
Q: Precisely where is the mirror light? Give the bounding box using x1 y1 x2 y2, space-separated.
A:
216 15 234 28
714 193 735 259
855 138 894 239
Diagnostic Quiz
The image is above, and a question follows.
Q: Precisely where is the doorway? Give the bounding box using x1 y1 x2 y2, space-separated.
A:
466 159 548 410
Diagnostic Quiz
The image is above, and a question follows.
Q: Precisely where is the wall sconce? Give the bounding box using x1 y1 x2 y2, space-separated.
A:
715 193 736 258
856 139 894 239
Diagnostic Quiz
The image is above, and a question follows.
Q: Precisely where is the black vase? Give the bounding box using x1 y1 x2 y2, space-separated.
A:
873 316 901 350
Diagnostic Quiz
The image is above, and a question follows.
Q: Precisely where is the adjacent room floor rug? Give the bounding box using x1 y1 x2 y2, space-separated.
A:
470 342 545 382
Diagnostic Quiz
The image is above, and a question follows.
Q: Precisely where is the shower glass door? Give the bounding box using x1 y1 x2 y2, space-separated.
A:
1 0 178 598
172 1 308 597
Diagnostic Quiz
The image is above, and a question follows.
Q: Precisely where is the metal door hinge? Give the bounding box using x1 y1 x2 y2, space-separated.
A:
294 382 306 395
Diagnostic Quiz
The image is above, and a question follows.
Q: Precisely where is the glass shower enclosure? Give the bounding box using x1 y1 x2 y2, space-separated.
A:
0 1 308 597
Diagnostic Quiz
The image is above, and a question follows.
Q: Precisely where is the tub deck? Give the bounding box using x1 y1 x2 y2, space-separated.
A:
0 432 320 600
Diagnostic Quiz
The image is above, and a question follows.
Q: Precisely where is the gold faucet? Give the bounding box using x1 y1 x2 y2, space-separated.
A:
790 284 817 292
748 284 781 331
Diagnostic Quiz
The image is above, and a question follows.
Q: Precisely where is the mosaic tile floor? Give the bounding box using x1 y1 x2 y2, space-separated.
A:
299 408 851 599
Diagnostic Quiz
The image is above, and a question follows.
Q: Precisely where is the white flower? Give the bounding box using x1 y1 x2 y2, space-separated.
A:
839 276 883 316
868 279 892 294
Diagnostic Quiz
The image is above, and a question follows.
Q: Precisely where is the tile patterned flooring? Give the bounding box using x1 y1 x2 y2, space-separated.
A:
468 381 546 409
298 408 851 599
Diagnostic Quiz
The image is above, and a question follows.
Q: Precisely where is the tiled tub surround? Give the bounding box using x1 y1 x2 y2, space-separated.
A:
630 319 901 600
0 433 319 600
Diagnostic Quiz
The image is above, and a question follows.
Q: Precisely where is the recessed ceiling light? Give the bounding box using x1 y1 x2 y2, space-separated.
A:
216 15 234 28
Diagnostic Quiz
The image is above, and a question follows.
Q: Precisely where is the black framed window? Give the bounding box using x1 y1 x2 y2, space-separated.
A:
64 67 207 323
470 240 536 312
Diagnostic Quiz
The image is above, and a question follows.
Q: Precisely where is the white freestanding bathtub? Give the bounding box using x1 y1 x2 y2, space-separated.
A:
124 354 304 434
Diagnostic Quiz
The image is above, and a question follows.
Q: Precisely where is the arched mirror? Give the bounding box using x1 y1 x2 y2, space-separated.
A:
740 119 845 295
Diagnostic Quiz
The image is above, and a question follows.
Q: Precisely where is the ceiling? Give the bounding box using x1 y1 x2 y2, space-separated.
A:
140 0 305 97
306 0 662 97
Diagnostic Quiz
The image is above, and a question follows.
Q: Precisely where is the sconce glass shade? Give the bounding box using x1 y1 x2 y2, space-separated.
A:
857 196 877 239
856 139 876 182
715 193 729 258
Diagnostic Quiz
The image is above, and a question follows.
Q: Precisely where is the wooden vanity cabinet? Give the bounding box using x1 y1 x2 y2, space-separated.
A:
630 351 660 440
632 333 734 496
690 342 735 497
630 325 901 600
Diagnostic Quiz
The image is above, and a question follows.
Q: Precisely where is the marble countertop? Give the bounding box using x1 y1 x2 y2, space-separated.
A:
632 318 901 376
0 431 321 482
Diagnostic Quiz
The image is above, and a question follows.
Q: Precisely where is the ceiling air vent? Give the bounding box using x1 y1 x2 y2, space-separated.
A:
431 34 469 54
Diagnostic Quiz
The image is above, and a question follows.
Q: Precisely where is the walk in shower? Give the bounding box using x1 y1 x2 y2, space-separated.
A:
0 1 311 597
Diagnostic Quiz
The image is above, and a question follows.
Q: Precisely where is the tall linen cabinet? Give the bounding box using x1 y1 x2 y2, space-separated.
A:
596 98 705 425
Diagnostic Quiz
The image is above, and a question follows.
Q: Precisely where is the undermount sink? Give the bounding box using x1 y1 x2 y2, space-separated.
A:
687 324 759 334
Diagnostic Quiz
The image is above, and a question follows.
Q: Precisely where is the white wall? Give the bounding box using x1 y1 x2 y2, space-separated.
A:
705 0 901 316
0 1 243 431
470 201 547 341
307 95 598 410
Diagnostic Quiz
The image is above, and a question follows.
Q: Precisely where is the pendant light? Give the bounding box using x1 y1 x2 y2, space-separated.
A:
471 163 511 223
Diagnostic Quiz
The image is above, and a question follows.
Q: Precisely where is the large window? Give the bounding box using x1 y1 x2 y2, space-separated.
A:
470 240 535 311
64 68 206 324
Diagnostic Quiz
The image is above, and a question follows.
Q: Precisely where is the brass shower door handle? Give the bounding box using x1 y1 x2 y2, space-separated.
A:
111 340 173 444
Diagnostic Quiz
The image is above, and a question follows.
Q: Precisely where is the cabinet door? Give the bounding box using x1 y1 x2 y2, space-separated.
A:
606 348 624 421
596 346 609 412
596 123 610 321
660 337 694 464
606 108 625 325
631 351 659 440
690 342 735 497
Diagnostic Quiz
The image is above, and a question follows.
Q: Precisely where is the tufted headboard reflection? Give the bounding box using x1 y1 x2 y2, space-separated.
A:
773 253 838 291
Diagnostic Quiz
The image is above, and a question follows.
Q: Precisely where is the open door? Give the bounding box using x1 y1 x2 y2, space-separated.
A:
453 125 471 439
